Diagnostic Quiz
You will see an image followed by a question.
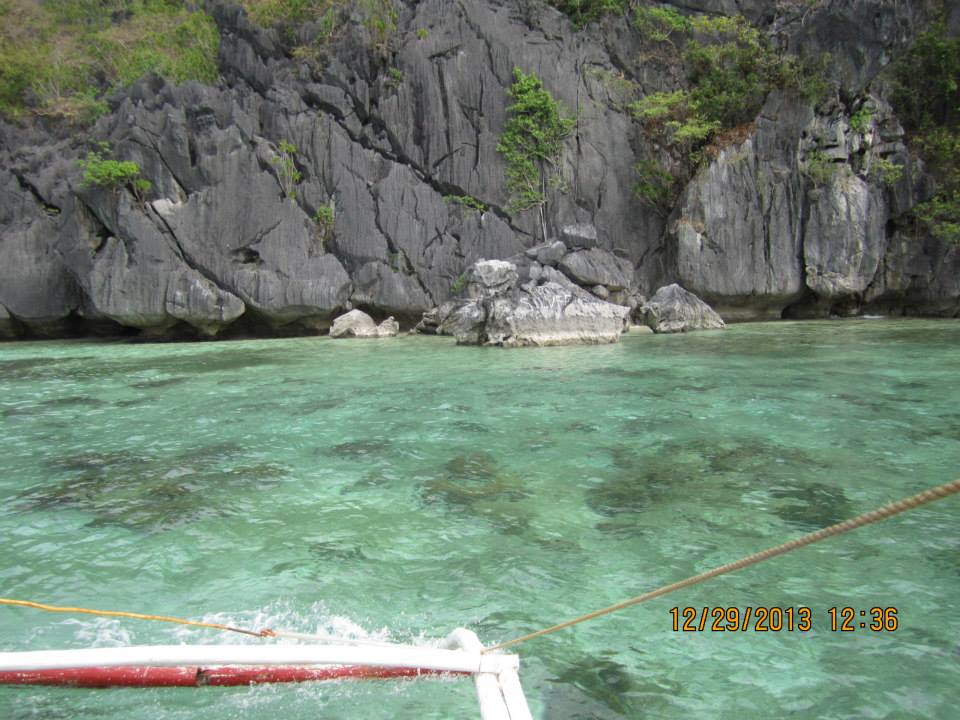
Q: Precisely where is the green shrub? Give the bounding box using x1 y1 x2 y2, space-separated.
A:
913 191 960 245
633 159 681 214
496 68 574 233
629 11 829 204
870 157 904 187
802 150 835 188
273 139 301 199
450 271 469 294
314 203 335 235
633 5 690 43
77 146 152 199
444 195 486 213
547 0 627 26
242 0 395 53
849 106 872 135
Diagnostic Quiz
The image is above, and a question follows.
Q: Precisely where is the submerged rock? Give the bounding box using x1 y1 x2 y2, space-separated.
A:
329 309 399 338
641 284 725 334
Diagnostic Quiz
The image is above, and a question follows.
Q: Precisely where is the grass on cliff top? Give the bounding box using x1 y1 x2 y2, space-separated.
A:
0 0 218 122
239 0 396 56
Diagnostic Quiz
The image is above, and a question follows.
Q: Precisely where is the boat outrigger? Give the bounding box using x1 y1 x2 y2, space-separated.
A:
0 628 533 720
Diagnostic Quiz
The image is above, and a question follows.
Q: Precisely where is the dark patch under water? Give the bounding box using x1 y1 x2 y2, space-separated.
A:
768 482 853 529
129 377 187 390
421 451 532 533
326 440 392 460
18 446 288 533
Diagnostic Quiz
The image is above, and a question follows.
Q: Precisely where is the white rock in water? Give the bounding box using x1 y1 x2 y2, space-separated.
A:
330 309 398 338
641 284 725 334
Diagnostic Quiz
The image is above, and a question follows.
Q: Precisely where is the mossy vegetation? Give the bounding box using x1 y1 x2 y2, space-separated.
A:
891 20 960 244
0 0 219 121
444 194 487 213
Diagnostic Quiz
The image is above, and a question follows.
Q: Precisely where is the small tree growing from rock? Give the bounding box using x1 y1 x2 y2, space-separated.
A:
497 68 574 240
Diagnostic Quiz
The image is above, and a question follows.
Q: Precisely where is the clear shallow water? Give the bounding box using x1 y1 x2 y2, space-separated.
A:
0 320 958 719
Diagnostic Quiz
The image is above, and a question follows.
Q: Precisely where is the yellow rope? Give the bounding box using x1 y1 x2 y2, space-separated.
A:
484 476 960 653
0 598 274 638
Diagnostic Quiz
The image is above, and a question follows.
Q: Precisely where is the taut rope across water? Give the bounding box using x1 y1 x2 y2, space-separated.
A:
483 477 960 652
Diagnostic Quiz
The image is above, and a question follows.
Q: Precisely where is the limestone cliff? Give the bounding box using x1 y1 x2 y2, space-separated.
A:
0 0 956 339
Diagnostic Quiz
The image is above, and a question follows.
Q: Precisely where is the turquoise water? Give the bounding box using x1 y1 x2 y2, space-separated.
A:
0 320 958 719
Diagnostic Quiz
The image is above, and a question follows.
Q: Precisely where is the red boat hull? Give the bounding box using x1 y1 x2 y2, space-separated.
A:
0 665 464 688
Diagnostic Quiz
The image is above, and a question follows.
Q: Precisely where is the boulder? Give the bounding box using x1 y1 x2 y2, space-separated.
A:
427 259 629 347
329 309 399 338
414 300 457 335
560 224 599 249
440 300 487 344
481 283 629 347
591 285 610 301
524 240 567 266
641 284 726 334
558 248 634 291
465 259 519 299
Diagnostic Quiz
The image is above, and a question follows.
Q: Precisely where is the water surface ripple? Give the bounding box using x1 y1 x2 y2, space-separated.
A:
1 320 958 719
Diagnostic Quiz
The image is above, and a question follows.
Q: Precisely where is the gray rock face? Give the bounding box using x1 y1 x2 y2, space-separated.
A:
672 92 811 320
671 85 957 320
0 303 17 338
329 309 398 338
804 171 885 299
641 284 725 334
0 170 80 334
0 1 956 338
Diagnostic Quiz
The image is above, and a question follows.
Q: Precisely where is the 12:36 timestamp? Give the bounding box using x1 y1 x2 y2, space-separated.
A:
827 606 898 632
669 606 899 632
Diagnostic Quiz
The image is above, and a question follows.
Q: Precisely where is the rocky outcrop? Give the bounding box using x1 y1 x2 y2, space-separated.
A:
329 309 399 338
672 84 959 320
430 259 629 346
0 1 956 339
641 284 725 334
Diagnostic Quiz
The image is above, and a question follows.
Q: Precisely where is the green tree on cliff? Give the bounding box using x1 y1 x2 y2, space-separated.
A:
497 68 574 240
